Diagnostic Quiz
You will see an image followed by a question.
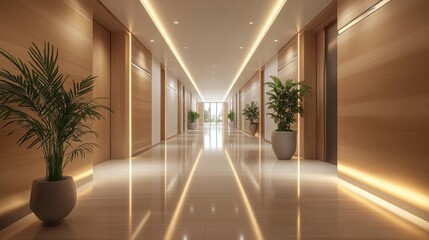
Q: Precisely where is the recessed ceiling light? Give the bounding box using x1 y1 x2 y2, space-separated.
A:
184 46 188 49
174 21 179 24
239 46 243 49
150 39 155 42
212 65 215 67
274 39 278 42
212 72 215 74
249 21 254 25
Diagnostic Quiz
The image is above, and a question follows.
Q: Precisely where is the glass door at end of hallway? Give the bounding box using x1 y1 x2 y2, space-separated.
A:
203 102 223 125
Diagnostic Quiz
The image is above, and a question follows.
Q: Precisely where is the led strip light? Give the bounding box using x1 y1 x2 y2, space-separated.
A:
223 0 288 102
139 0 205 102
338 0 390 35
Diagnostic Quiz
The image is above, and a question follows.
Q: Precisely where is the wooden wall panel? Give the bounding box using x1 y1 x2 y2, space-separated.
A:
131 68 151 154
110 31 130 159
132 36 151 74
0 0 93 229
177 81 182 133
197 102 204 128
338 0 429 221
278 36 298 69
278 38 300 155
161 67 166 140
93 21 111 165
301 32 317 159
240 71 260 135
131 38 151 154
337 0 379 29
165 73 178 138
316 31 326 162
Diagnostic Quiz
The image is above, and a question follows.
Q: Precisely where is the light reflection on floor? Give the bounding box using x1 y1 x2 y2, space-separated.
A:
0 126 428 239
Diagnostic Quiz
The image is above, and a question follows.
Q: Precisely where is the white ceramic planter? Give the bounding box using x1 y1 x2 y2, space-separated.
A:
228 122 235 128
30 176 76 225
271 131 297 160
189 122 197 130
249 123 258 136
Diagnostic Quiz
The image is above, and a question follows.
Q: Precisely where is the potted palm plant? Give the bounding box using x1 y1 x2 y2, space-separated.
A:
265 76 310 160
0 43 110 225
242 101 259 136
227 110 235 128
188 110 199 130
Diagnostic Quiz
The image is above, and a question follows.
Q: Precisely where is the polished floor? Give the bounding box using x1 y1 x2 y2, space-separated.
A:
1 126 428 239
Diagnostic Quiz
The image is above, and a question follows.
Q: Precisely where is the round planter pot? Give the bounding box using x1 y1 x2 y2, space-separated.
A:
189 122 197 130
271 131 297 160
30 176 76 225
249 123 258 136
228 122 235 128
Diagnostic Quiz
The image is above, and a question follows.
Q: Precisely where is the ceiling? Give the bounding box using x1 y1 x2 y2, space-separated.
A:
100 0 332 102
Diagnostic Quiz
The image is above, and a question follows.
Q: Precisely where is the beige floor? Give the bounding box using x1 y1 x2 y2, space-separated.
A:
1 126 428 239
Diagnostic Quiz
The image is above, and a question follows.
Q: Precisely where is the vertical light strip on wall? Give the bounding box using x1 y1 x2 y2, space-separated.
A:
297 32 301 160
128 31 133 239
296 33 302 240
338 0 390 35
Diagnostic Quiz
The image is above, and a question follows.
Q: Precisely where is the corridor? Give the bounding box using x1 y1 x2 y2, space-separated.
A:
1 127 428 239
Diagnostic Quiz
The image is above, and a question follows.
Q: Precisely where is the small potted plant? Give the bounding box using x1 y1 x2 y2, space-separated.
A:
227 110 235 128
0 43 110 224
242 101 259 136
188 110 199 130
265 76 310 160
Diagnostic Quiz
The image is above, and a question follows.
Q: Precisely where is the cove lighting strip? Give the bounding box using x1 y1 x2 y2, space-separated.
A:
338 0 390 35
339 179 429 231
338 164 429 211
139 0 204 102
223 0 288 102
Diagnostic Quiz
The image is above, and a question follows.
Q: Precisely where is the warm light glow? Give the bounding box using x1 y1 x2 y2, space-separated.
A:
73 169 93 183
0 197 27 217
223 0 288 101
258 134 262 188
297 204 301 240
139 0 205 101
131 211 151 240
166 176 178 192
339 179 429 232
164 149 203 240
129 32 133 158
164 142 167 210
76 182 94 198
225 150 264 240
297 32 301 160
338 0 390 35
128 32 133 239
339 164 429 211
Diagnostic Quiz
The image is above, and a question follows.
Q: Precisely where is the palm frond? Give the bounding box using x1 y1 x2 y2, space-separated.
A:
0 42 111 181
